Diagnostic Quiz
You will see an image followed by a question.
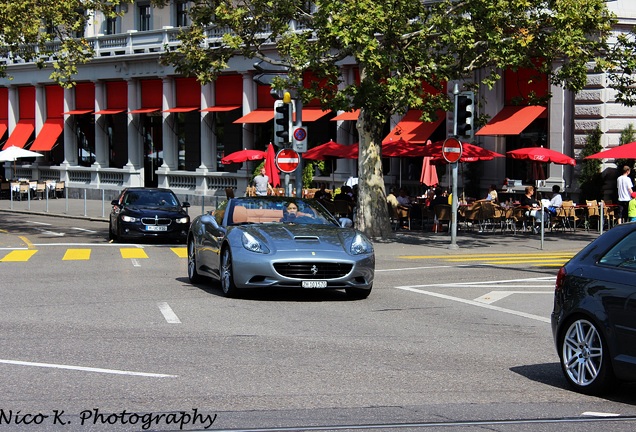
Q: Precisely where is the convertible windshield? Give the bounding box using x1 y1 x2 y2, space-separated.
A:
228 198 339 226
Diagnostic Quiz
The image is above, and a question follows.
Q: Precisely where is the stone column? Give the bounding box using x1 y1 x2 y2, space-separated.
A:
63 87 78 167
94 81 109 167
199 81 216 170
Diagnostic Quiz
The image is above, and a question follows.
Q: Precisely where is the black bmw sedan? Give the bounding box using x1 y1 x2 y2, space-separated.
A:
551 222 636 395
109 187 190 243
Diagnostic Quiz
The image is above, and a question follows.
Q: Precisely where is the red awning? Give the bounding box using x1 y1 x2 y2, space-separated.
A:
129 108 161 114
30 120 64 151
233 109 275 124
331 109 360 121
63 109 93 115
383 110 445 144
3 120 35 149
200 105 241 112
93 109 126 115
475 106 547 136
295 108 331 122
163 107 199 113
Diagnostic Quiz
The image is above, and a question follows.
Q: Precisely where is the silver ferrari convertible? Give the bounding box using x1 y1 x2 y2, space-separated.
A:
187 197 375 298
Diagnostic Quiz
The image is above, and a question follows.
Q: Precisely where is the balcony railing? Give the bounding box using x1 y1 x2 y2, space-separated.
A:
0 25 236 65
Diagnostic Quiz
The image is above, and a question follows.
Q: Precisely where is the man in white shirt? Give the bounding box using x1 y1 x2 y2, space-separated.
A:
617 165 634 224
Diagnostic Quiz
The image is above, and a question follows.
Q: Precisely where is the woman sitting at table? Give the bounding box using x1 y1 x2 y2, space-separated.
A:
520 186 545 234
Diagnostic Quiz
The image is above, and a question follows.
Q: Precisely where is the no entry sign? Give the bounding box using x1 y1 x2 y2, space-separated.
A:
275 148 300 173
442 137 463 163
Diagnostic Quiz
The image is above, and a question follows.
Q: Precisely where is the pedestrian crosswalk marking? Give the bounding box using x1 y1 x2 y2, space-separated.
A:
171 247 187 258
0 250 38 262
120 248 149 259
398 252 575 268
63 249 91 260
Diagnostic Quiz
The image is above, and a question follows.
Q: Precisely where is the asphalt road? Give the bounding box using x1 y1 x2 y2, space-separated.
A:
0 212 634 432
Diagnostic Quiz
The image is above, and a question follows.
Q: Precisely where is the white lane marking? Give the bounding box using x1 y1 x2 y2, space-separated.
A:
35 228 65 237
71 227 97 233
158 302 181 324
396 286 551 323
582 412 621 417
27 220 52 226
131 259 141 267
0 359 176 378
475 291 553 304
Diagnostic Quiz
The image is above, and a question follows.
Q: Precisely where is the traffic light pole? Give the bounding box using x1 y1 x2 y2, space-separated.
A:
294 98 303 198
450 84 460 250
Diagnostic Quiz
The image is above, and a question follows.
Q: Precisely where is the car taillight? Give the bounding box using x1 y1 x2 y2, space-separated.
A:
555 266 567 293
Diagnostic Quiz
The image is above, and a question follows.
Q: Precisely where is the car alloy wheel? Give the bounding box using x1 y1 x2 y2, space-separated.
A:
560 317 613 394
187 238 202 283
220 248 238 297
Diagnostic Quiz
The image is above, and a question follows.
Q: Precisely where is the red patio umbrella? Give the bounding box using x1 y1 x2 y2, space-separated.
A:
221 149 266 165
302 140 348 160
264 142 280 187
506 146 575 166
585 141 636 159
420 156 439 186
421 141 504 163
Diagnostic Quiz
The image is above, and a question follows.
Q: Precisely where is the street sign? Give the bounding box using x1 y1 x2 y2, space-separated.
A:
275 148 300 173
442 137 463 163
292 126 307 152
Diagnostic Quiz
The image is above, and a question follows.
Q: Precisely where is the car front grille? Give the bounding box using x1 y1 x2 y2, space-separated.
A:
141 217 172 226
273 262 353 279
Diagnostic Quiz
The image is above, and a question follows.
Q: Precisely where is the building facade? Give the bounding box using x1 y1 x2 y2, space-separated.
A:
1 1 635 200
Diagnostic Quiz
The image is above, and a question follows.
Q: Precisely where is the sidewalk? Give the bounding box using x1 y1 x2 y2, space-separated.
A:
0 196 600 254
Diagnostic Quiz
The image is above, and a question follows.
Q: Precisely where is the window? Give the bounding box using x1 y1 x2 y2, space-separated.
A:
105 16 117 35
599 232 636 269
176 1 189 27
138 3 152 31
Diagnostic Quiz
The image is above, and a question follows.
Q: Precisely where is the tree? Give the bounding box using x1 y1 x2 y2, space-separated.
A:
158 0 614 239
579 126 603 202
0 1 129 86
0 0 617 238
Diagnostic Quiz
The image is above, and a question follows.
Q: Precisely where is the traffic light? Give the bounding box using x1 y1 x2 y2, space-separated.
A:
274 98 292 147
455 91 474 140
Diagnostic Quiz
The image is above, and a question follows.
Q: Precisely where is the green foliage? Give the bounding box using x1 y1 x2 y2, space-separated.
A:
579 127 603 201
0 0 132 85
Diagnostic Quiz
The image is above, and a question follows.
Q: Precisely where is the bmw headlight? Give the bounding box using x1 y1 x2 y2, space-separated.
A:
121 215 138 222
175 217 189 224
242 232 270 253
350 233 373 255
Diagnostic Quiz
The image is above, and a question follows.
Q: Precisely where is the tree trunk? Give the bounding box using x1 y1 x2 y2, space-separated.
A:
355 112 392 239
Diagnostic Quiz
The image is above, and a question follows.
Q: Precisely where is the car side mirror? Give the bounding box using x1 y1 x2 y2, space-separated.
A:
201 214 225 232
182 202 190 208
339 217 353 228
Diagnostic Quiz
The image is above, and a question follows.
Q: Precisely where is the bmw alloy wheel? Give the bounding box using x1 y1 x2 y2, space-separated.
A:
560 318 612 394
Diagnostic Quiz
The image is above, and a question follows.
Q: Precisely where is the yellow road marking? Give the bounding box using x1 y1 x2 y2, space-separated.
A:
171 247 187 258
0 250 38 262
62 249 91 261
399 253 576 259
18 236 35 249
444 255 573 262
120 248 148 259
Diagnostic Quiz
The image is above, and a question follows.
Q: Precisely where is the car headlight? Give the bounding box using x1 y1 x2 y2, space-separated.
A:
242 232 270 253
350 233 373 255
175 217 189 224
121 215 138 222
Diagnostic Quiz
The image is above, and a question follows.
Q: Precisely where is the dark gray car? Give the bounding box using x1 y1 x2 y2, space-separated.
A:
552 222 636 395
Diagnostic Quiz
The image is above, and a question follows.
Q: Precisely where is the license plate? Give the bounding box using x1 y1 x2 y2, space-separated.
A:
302 280 327 288
146 225 167 231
